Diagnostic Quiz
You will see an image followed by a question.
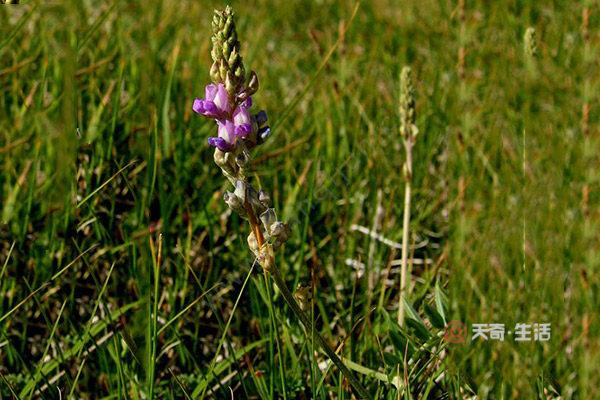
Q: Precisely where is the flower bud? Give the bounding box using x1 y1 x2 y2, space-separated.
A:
210 62 220 83
258 190 271 207
247 231 259 255
223 191 245 215
259 208 277 235
247 71 259 94
257 243 274 272
270 221 289 240
219 63 228 82
225 72 236 95
234 180 246 203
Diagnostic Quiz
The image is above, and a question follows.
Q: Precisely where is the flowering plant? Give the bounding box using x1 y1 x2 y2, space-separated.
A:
192 6 369 398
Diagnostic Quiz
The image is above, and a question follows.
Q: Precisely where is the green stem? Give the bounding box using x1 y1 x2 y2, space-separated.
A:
398 138 412 327
341 357 400 389
268 265 370 399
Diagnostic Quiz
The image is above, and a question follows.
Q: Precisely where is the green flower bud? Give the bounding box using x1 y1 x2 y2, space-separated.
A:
225 72 236 94
209 6 247 95
210 62 220 83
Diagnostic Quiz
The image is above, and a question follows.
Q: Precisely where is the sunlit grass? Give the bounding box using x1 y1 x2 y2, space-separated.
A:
0 0 597 398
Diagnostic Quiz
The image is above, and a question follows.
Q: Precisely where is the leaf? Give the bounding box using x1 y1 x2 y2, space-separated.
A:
406 317 431 341
402 297 430 340
383 352 402 367
389 325 416 360
434 281 447 325
424 303 445 329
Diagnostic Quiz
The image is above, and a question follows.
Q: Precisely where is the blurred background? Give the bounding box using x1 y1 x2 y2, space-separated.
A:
0 0 598 398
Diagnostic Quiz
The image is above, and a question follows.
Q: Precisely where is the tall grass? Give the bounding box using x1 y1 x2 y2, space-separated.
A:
0 0 597 398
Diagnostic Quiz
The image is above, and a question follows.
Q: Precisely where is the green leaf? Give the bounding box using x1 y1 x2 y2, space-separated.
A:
406 317 431 341
389 325 416 360
434 281 447 325
424 303 445 329
402 297 430 340
383 352 402 367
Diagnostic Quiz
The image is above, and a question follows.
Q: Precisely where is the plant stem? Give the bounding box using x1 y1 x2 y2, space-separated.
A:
244 202 369 398
148 233 162 399
341 357 400 389
398 139 412 327
269 265 370 399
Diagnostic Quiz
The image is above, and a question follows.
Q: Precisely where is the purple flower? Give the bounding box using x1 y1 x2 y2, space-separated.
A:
200 91 259 152
193 83 231 119
207 119 235 151
207 136 233 151
233 104 252 138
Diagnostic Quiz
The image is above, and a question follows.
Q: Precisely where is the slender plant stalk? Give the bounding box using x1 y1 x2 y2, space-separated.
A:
148 233 162 399
398 146 412 327
397 66 417 327
341 357 401 389
245 202 370 399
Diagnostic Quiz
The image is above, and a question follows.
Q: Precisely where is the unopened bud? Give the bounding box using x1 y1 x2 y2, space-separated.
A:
270 221 289 241
210 62 220 83
224 191 245 215
257 243 274 272
247 71 259 95
258 190 271 206
234 180 246 203
247 232 259 255
259 208 277 235
225 73 236 96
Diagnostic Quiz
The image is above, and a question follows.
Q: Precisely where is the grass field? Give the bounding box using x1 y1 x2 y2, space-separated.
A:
1 0 598 398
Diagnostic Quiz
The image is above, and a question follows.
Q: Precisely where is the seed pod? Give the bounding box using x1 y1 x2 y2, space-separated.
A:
294 283 312 312
257 243 274 272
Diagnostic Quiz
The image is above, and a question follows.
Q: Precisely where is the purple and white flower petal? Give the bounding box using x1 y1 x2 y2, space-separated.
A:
207 136 233 151
241 97 252 108
233 105 253 138
235 123 252 138
193 83 232 119
255 110 268 126
193 98 221 118
207 119 237 152
212 83 231 114
258 126 271 141
217 119 236 143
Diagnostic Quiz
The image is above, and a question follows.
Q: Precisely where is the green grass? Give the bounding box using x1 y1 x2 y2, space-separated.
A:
1 0 598 398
